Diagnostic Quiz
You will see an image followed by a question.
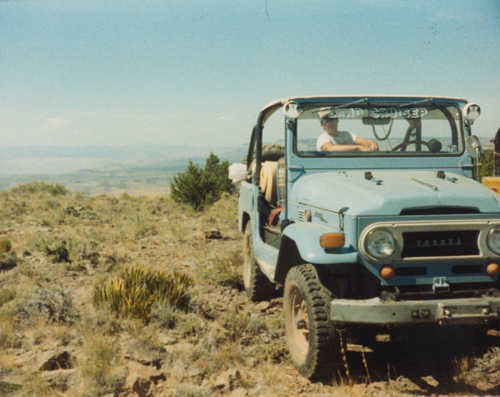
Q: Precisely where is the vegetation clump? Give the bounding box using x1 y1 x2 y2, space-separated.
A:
94 266 193 323
0 253 19 271
0 238 12 254
480 150 494 178
170 153 233 210
0 238 19 271
11 181 68 196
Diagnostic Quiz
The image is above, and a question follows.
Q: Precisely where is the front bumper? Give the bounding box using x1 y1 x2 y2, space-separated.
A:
331 296 500 325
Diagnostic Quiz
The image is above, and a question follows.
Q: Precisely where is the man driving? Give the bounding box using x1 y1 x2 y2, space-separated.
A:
316 112 378 152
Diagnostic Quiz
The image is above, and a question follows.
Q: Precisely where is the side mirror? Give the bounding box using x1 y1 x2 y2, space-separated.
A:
284 102 300 119
463 103 481 126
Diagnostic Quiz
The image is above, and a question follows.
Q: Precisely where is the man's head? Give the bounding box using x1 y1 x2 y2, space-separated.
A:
320 116 338 126
320 116 339 135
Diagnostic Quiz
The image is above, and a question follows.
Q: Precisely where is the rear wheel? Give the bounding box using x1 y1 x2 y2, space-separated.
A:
242 223 276 301
284 264 339 380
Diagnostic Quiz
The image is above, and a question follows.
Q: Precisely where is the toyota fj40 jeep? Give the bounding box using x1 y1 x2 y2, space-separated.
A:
238 96 500 379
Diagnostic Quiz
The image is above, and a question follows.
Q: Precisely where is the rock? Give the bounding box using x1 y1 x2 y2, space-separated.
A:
157 333 177 346
255 301 270 312
204 230 222 240
215 372 229 389
125 360 166 395
175 383 212 397
186 366 205 379
0 381 22 395
215 369 241 390
41 368 77 392
40 351 74 371
124 339 166 369
133 377 152 397
231 387 248 397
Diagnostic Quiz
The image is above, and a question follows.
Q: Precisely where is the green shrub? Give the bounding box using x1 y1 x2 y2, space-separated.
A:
31 234 71 263
0 239 12 254
170 153 233 210
94 266 193 323
0 253 19 271
11 181 68 196
0 288 15 307
480 149 494 178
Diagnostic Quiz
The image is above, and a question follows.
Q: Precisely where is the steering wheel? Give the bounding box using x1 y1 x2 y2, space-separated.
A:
392 140 432 152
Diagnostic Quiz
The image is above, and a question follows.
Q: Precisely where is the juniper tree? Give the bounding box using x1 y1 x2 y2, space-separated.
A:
170 153 233 210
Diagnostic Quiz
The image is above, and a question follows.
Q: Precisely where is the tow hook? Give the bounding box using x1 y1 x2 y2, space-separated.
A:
432 277 450 294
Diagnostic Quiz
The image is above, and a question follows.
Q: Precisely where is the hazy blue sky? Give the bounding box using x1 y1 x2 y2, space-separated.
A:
1 0 499 148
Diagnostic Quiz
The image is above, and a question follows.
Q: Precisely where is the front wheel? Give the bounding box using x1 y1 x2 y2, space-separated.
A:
284 264 339 380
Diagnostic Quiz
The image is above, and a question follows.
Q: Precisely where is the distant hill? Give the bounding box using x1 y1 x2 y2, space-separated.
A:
0 144 247 194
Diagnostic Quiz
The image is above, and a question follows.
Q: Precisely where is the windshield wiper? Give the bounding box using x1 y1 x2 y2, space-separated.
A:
313 98 368 115
396 98 434 108
333 97 368 109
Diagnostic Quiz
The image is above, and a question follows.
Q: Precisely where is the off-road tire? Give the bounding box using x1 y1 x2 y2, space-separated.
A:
284 264 338 380
242 223 276 301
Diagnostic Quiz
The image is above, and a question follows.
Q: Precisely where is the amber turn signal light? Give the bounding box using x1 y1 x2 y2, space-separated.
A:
487 262 500 276
380 266 395 280
320 233 345 249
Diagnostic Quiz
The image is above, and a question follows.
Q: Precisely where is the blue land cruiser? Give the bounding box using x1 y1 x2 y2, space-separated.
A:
238 96 500 379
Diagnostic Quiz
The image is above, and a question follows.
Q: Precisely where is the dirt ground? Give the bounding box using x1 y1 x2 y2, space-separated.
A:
0 183 499 396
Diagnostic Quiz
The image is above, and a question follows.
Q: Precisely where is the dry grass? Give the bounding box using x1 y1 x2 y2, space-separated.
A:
0 182 499 397
78 332 126 396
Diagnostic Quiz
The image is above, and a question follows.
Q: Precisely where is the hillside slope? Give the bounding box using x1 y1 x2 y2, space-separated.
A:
0 183 499 396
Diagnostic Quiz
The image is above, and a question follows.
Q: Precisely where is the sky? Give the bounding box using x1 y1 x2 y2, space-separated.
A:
1 0 499 149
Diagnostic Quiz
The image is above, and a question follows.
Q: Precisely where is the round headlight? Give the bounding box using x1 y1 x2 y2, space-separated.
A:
365 228 396 259
487 226 500 255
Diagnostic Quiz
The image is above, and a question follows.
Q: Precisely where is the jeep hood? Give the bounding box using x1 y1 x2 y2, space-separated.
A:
291 170 500 216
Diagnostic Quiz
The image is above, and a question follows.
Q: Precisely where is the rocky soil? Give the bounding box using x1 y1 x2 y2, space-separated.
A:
0 183 499 396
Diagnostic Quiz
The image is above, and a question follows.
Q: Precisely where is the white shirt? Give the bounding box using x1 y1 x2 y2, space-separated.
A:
316 131 357 151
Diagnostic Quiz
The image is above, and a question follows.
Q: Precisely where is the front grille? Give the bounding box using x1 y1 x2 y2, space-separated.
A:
402 230 479 258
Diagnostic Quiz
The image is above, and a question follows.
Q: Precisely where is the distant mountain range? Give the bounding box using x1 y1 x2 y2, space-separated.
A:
0 144 247 176
0 144 248 194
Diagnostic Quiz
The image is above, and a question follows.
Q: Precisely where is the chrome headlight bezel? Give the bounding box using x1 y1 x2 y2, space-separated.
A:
487 225 500 255
364 227 398 260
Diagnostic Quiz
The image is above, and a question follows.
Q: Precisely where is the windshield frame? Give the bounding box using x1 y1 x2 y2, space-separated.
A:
290 98 466 159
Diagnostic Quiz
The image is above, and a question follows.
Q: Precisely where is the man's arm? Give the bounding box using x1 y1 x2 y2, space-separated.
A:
353 136 378 152
320 141 366 152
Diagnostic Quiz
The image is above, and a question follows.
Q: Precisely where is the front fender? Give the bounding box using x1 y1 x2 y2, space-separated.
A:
281 222 358 265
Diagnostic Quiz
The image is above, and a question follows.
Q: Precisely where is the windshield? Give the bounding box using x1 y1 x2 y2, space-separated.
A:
295 102 463 156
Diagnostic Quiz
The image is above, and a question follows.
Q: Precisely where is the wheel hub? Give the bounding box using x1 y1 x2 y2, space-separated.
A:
290 288 309 357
